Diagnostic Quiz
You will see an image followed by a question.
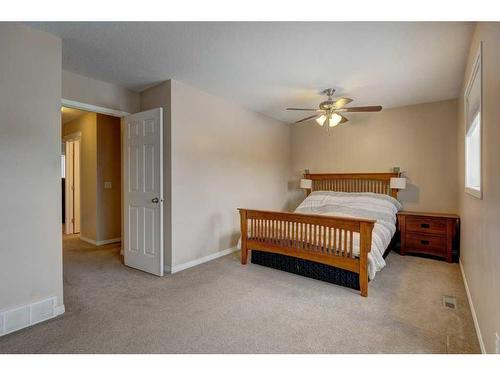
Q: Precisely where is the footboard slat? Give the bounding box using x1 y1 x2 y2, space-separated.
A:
238 208 375 297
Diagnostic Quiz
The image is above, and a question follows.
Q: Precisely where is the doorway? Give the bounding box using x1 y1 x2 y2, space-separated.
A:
60 100 164 277
61 105 122 245
61 106 122 250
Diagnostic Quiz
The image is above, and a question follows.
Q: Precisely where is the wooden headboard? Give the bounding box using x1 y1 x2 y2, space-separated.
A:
303 172 400 198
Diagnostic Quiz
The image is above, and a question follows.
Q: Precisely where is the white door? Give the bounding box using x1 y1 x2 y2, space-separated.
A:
73 139 81 233
64 140 74 235
123 108 164 276
64 139 81 235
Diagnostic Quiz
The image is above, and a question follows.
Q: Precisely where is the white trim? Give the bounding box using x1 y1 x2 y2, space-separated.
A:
79 236 96 245
61 99 130 118
170 247 239 274
0 297 65 337
80 236 121 246
64 138 81 235
54 305 66 316
465 187 482 199
464 41 483 200
459 259 486 353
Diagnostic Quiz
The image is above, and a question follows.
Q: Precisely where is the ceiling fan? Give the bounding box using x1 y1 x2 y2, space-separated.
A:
287 88 382 128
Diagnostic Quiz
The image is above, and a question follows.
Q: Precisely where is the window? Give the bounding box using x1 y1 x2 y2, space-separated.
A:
464 43 482 199
466 113 480 190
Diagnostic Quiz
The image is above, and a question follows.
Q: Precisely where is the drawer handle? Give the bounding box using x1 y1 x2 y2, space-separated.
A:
421 223 430 228
421 240 430 245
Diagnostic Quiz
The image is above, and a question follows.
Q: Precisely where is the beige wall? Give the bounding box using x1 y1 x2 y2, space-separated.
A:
140 80 292 268
169 80 292 267
291 100 459 213
457 23 500 354
62 112 121 242
0 24 63 311
63 113 98 240
62 70 140 114
96 114 122 241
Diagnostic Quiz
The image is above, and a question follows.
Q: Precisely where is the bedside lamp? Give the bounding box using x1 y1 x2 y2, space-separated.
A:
390 177 406 189
299 178 312 189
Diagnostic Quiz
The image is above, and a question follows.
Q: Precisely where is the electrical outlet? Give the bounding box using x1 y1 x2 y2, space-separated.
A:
104 181 112 189
496 332 500 354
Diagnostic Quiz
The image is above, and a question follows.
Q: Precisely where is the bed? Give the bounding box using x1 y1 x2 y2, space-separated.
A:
238 172 402 297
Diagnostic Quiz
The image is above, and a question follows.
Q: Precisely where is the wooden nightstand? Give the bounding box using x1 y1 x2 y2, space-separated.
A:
397 211 460 263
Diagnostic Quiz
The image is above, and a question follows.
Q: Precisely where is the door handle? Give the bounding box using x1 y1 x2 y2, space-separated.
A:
152 197 159 204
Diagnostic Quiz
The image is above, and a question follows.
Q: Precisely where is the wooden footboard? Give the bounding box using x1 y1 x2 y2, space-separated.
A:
238 209 375 297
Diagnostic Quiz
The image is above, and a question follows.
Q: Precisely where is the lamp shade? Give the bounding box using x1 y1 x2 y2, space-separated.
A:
390 177 406 189
299 178 312 189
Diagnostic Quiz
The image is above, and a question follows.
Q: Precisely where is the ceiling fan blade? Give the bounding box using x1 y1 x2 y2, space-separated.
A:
295 114 321 123
339 114 349 124
286 108 322 111
333 97 353 109
338 106 383 112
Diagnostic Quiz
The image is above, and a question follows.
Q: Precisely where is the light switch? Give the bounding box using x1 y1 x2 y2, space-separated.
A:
104 181 112 189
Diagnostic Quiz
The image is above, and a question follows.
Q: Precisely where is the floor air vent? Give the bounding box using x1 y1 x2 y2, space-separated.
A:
442 295 457 309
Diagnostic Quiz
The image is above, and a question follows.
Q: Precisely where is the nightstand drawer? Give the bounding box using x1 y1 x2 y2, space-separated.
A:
405 233 447 255
406 216 447 235
397 211 459 263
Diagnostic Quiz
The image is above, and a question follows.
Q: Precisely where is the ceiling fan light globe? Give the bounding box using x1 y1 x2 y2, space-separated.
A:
329 113 343 127
315 115 327 126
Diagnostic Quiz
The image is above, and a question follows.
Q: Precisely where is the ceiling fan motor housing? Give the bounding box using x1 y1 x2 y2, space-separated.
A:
319 88 337 110
321 88 336 97
319 100 335 110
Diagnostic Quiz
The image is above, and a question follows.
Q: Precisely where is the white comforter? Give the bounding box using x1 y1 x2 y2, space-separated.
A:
295 191 401 279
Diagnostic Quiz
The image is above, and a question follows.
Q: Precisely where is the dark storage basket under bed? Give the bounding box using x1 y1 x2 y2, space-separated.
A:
251 239 394 291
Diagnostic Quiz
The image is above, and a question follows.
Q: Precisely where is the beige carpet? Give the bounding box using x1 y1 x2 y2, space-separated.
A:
0 236 480 353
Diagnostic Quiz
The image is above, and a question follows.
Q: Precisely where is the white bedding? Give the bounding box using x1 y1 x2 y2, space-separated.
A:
294 191 401 279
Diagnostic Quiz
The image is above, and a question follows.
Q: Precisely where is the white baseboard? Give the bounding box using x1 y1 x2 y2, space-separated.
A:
54 304 66 316
170 246 239 274
0 297 65 337
79 236 97 245
459 259 486 353
80 236 121 246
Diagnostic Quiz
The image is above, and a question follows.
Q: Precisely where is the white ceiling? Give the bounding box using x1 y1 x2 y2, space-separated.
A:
30 22 474 123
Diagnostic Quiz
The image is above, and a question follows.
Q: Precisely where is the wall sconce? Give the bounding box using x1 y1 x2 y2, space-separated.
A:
299 178 312 189
390 177 407 190
300 178 312 196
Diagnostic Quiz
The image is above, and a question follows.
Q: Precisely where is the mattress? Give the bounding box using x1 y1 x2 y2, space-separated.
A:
293 191 401 279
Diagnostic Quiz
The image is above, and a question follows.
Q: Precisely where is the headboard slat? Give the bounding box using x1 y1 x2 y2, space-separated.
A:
304 172 400 198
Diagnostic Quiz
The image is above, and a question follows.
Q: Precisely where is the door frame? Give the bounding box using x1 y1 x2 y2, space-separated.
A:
60 99 165 276
61 99 130 251
61 99 130 118
62 132 82 234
